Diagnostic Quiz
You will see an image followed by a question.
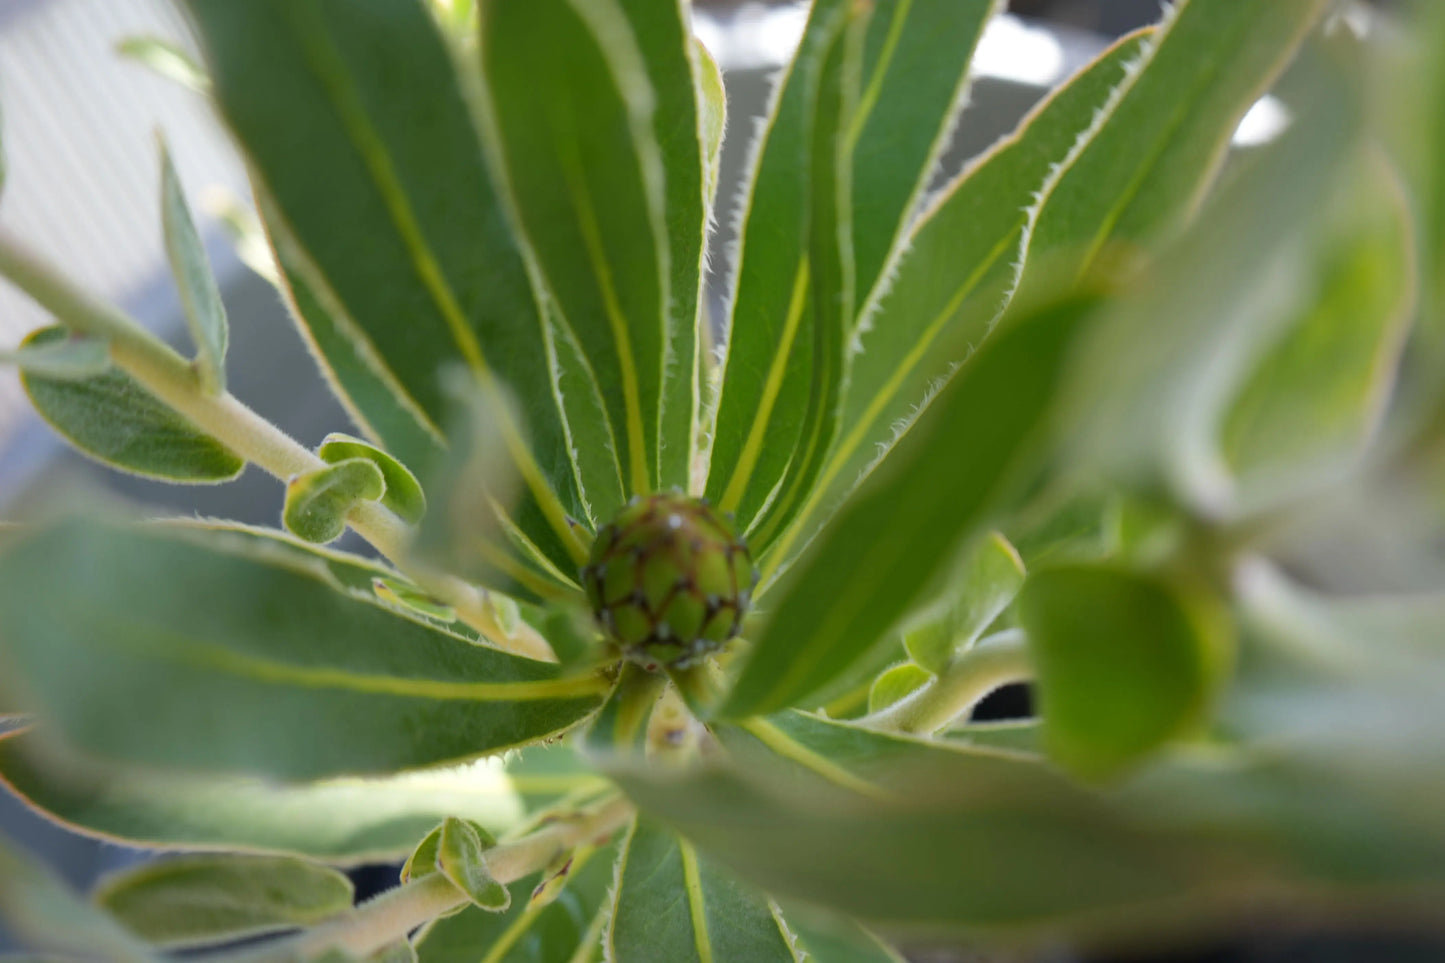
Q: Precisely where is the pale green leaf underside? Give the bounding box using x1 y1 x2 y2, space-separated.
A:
159 135 228 394
0 332 109 380
319 431 428 524
20 327 244 483
116 35 208 92
0 518 608 780
902 531 1025 673
94 852 353 949
283 457 385 544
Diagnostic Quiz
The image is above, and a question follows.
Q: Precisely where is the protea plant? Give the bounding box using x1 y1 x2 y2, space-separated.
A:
2 0 1445 960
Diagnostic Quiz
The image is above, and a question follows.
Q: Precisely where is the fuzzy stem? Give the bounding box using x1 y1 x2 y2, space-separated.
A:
272 794 634 961
868 629 1032 735
0 235 549 658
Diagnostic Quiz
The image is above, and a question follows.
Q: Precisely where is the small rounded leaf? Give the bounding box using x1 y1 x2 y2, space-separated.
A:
319 432 427 524
868 663 932 714
438 816 509 912
283 457 386 544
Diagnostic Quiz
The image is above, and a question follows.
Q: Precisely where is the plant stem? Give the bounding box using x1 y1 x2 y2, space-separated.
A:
867 629 1032 735
269 794 634 961
0 234 552 659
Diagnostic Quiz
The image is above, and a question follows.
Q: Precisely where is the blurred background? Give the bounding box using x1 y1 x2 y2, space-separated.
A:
0 0 1429 959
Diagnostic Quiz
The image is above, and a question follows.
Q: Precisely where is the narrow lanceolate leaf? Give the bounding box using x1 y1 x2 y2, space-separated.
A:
705 0 850 532
901 532 1025 674
0 518 609 780
94 853 353 949
721 296 1096 718
693 40 726 206
775 33 1147 574
0 834 156 963
186 0 583 571
319 432 427 524
1014 0 1331 299
414 841 619 963
746 9 866 553
1219 151 1415 509
609 711 1193 939
0 728 527 863
438 817 509 911
158 136 228 394
480 0 669 498
608 817 797 963
0 331 109 380
616 0 710 491
20 327 244 483
546 301 626 530
283 457 386 545
116 36 208 92
1018 566 1232 781
847 0 998 316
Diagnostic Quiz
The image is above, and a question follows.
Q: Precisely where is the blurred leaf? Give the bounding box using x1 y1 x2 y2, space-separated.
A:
783 904 905 963
607 816 795 962
438 817 509 911
616 0 711 492
610 711 1196 939
283 457 385 544
1063 40 1364 510
0 518 609 780
319 432 427 524
401 818 492 886
783 32 1147 574
0 728 527 863
746 9 866 552
1015 0 1331 299
902 531 1025 674
187 0 582 571
20 327 244 483
583 664 665 761
94 853 352 949
370 941 418 963
372 577 456 623
867 662 930 714
704 0 849 534
116 36 208 91
1018 566 1232 781
203 187 279 285
0 332 109 380
414 840 619 963
158 135 228 394
722 295 1096 718
479 0 668 498
0 835 156 963
848 0 995 316
1219 151 1415 509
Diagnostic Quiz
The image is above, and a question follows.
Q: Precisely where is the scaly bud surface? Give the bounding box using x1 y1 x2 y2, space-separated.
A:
582 493 756 670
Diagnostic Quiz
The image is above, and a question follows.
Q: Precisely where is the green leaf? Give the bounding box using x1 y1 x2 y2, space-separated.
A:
479 0 668 498
780 32 1148 574
866 662 930 714
705 0 850 533
158 135 228 394
745 7 867 552
1219 150 1415 508
186 0 583 572
1015 0 1331 299
693 40 726 205
116 36 208 91
0 518 609 780
0 331 110 380
0 728 528 863
583 664 665 761
372 577 456 623
901 531 1025 674
610 711 1193 939
847 0 996 316
319 432 428 524
438 816 510 911
1017 566 1232 781
94 853 353 949
607 817 796 963
615 0 711 492
369 941 418 963
782 905 904 963
20 327 244 483
283 457 386 545
721 295 1096 718
0 834 156 963
414 840 619 963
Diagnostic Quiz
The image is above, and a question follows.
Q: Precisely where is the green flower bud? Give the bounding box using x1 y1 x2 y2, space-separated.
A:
582 493 756 670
